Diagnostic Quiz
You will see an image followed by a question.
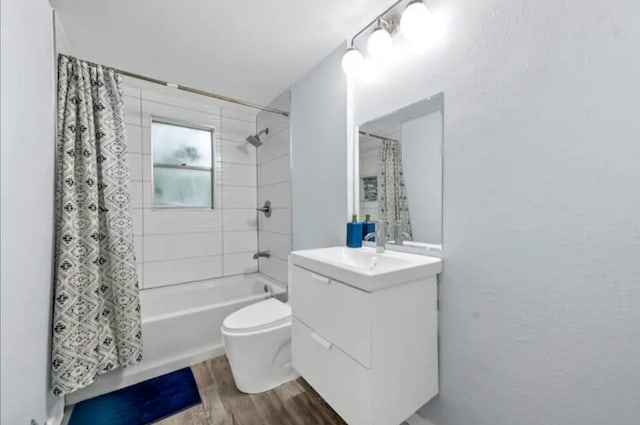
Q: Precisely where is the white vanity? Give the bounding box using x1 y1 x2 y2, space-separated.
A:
289 246 442 425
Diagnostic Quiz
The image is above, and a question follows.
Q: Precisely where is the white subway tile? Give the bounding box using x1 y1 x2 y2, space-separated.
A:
131 208 143 236
222 209 258 231
144 256 223 289
128 153 143 181
258 208 290 234
123 85 141 98
223 231 257 254
221 116 255 142
260 113 289 139
124 96 141 126
141 154 152 182
259 154 290 186
222 186 257 209
143 209 222 234
141 100 220 129
143 232 222 262
258 256 288 284
259 181 291 209
222 163 257 187
259 231 291 261
134 236 143 264
141 89 221 115
126 124 143 153
130 181 143 209
142 181 152 209
258 126 290 164
141 127 151 154
221 105 257 123
224 252 258 276
222 140 256 165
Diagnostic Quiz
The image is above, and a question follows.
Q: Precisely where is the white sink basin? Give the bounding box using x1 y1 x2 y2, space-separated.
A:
290 246 442 292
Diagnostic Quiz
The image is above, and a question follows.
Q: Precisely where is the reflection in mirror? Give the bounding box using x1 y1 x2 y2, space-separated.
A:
358 93 443 252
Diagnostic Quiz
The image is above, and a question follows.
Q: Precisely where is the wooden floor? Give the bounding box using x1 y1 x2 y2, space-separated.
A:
155 356 347 425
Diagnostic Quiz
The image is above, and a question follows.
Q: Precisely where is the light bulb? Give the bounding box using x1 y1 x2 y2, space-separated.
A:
341 47 364 75
367 27 392 59
400 0 431 42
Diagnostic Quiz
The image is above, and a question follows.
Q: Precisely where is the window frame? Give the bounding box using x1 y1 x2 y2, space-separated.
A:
149 116 216 210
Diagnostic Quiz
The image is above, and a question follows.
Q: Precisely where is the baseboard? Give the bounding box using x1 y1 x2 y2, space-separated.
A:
46 398 65 425
66 343 225 405
406 413 436 425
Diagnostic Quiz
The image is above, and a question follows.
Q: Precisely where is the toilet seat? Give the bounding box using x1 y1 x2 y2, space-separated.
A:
222 298 291 333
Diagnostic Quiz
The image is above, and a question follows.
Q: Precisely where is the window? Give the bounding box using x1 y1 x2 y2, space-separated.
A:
151 119 215 208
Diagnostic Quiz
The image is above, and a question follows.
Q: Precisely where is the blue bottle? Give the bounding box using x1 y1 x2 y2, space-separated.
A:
362 214 376 242
346 214 363 248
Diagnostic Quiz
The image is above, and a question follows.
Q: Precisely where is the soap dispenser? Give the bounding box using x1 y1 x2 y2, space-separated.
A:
363 214 376 242
346 214 363 248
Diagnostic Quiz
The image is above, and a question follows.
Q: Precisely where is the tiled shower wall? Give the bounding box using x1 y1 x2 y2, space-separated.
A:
256 91 292 284
123 77 259 289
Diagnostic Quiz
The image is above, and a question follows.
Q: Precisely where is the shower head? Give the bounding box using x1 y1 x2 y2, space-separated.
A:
246 128 269 147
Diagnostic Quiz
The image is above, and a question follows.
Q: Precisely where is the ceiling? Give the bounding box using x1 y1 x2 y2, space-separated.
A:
51 0 392 105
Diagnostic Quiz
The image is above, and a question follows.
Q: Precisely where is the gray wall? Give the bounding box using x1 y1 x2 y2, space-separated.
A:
0 1 61 424
306 1 640 424
291 44 350 250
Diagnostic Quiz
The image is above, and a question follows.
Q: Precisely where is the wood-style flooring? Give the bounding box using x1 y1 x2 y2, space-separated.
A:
155 355 347 425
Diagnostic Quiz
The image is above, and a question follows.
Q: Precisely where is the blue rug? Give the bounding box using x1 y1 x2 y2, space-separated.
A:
68 368 201 425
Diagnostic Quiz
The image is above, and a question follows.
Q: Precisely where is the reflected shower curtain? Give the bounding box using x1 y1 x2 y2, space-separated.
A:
52 55 142 396
378 139 413 241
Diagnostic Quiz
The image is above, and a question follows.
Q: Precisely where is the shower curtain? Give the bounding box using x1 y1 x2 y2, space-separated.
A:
51 55 142 396
378 138 413 241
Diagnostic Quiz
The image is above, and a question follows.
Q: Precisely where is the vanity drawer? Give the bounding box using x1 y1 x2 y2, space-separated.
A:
292 318 372 425
290 265 372 367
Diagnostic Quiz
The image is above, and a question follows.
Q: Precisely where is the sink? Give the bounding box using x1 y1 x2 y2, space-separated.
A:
289 246 442 292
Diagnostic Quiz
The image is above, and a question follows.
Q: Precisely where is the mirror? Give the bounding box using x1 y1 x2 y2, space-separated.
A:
357 93 443 253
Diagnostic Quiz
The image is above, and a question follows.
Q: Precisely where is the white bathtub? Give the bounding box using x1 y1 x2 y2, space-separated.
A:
66 273 286 405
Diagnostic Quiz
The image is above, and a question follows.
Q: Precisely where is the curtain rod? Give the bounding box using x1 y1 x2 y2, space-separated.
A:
359 130 399 143
59 54 289 117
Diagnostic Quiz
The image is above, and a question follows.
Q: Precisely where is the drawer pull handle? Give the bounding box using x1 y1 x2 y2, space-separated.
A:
309 272 331 284
311 332 332 350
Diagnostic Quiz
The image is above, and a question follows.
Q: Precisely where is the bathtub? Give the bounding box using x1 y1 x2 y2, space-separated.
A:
66 273 286 405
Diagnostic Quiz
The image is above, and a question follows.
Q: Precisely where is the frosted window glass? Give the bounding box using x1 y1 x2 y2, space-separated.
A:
153 167 212 208
151 120 214 208
152 121 212 167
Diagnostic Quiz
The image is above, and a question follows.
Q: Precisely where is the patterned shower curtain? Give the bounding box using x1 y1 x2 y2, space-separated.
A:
51 55 142 396
378 138 413 241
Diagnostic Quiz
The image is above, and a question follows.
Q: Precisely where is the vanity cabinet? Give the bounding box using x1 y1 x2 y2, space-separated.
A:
289 258 439 425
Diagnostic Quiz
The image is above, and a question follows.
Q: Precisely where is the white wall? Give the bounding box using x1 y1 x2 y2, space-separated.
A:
0 1 62 424
402 112 442 243
257 91 292 284
291 44 350 250
121 78 260 289
307 1 640 424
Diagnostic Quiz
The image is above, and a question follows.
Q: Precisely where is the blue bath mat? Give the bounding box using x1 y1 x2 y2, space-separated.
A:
68 368 201 425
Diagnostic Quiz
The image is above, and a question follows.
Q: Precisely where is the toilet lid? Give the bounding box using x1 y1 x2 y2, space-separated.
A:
222 298 291 333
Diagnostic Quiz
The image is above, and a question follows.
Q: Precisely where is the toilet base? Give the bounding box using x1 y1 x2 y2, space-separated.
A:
223 321 299 394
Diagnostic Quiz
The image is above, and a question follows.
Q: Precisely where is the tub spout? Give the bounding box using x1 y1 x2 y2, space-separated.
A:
253 250 271 259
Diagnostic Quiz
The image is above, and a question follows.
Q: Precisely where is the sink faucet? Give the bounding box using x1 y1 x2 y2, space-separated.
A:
363 221 386 253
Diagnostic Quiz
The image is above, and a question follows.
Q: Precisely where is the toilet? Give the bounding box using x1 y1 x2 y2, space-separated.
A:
222 297 298 393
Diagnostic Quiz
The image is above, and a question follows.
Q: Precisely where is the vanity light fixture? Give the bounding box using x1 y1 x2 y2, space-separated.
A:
367 20 393 59
341 0 432 75
400 0 432 41
341 47 365 75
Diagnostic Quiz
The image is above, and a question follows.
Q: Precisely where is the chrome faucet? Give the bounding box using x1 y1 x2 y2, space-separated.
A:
253 250 271 259
364 221 386 253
